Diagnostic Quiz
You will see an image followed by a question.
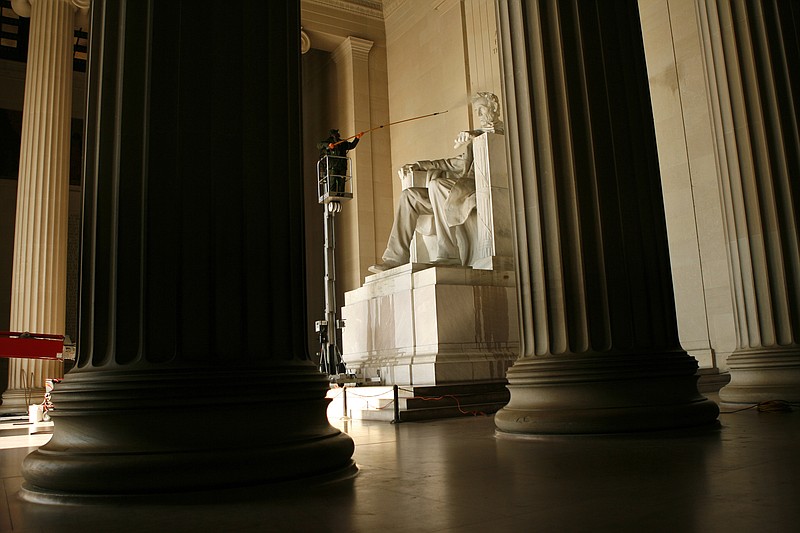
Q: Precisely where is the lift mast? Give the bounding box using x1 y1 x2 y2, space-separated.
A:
315 155 352 376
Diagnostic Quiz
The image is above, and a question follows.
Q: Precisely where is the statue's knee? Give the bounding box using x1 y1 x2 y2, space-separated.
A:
400 190 415 207
429 180 452 201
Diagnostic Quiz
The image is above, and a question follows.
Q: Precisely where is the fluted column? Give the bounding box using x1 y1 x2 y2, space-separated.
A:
696 1 799 403
639 0 800 404
21 0 355 501
2 0 88 412
495 0 719 434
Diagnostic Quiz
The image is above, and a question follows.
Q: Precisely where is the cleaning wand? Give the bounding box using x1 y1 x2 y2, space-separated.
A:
329 110 449 148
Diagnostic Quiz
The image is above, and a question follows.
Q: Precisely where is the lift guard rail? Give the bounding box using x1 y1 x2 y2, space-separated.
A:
0 331 64 360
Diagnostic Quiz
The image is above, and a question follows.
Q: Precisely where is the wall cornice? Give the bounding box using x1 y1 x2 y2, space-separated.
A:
331 36 374 65
303 0 384 20
382 0 402 18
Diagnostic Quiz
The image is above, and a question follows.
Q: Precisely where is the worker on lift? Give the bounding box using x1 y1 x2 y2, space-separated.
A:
316 129 362 194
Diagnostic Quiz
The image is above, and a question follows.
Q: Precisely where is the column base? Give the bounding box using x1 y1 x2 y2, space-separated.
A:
20 450 358 505
0 388 44 414
21 363 356 497
495 352 719 435
719 348 800 404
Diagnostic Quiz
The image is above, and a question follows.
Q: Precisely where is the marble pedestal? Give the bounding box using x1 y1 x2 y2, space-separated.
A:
341 263 518 385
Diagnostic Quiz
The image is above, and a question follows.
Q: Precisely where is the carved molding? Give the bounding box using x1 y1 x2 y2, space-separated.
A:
331 36 374 65
303 0 383 20
382 0 403 18
382 0 460 19
348 36 374 62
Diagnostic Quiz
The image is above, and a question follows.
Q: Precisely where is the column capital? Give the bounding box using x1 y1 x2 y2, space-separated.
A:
332 36 374 65
10 0 31 17
73 0 90 27
11 0 91 24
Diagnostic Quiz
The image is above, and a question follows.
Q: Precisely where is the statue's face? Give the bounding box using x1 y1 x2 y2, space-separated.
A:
474 99 496 127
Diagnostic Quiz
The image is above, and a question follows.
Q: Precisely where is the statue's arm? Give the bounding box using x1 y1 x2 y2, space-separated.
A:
399 129 480 176
415 156 468 174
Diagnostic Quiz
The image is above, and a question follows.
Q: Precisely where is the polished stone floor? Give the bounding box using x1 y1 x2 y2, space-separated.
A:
1 393 799 532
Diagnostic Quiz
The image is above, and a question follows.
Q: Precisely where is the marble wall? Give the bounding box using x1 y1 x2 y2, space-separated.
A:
382 0 503 210
638 0 737 370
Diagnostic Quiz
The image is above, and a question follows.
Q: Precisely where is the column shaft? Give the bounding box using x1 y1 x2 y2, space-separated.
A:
21 0 355 500
495 0 718 434
701 0 800 403
3 0 76 411
640 0 800 404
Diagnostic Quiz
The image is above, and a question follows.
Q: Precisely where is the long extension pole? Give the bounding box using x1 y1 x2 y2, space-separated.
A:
330 110 449 147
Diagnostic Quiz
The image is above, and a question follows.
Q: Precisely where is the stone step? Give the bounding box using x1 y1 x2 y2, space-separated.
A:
401 390 510 411
399 401 506 422
327 382 510 423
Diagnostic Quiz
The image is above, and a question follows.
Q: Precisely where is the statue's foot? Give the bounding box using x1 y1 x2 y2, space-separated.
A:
368 260 403 274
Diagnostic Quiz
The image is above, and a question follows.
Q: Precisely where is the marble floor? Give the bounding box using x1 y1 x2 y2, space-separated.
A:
1 393 799 532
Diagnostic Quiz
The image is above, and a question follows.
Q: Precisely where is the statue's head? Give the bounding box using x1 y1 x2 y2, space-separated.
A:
471 92 501 129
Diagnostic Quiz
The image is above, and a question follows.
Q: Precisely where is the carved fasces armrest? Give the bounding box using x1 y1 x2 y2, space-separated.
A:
398 166 429 190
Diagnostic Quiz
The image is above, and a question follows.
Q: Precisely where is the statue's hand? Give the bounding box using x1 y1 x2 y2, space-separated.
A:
399 163 414 180
453 131 475 149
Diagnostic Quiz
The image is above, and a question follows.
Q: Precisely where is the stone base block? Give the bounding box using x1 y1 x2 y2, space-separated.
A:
342 264 519 386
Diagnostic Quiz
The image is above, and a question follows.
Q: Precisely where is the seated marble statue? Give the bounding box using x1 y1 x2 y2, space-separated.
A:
369 92 504 273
